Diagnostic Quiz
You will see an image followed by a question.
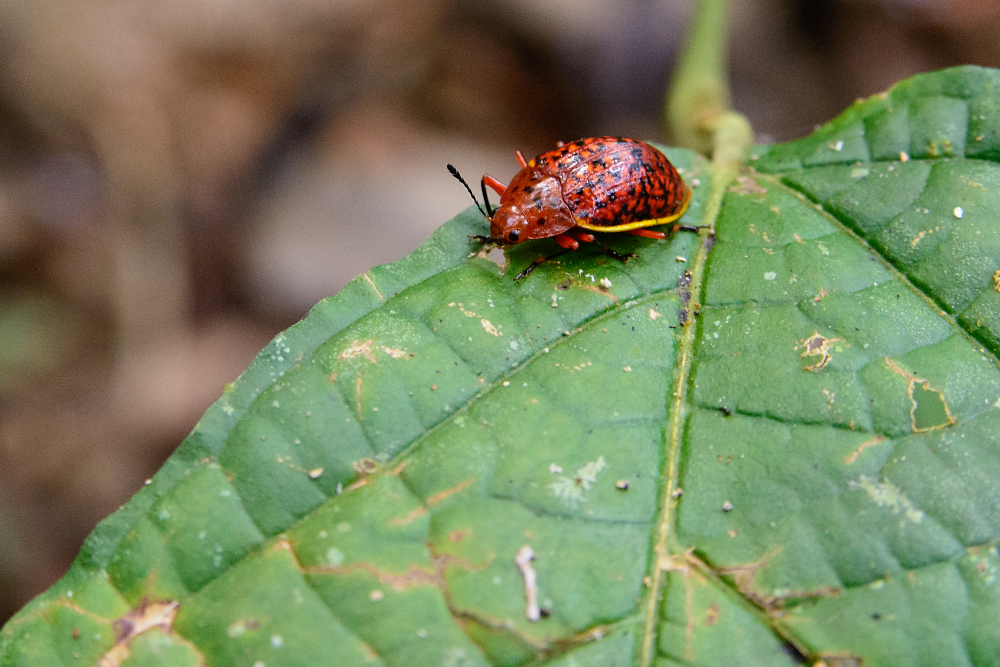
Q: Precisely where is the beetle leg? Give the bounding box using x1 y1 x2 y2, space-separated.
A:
627 228 666 239
482 175 507 196
672 223 710 234
514 248 572 282
515 150 528 168
570 230 596 243
553 233 580 250
513 233 579 282
600 246 633 263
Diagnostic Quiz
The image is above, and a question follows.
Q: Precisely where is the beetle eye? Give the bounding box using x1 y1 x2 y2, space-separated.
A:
508 230 519 242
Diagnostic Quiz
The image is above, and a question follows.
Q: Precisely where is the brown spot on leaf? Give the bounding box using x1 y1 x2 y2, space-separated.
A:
97 599 180 667
388 506 428 526
704 604 719 626
728 175 767 195
426 478 476 506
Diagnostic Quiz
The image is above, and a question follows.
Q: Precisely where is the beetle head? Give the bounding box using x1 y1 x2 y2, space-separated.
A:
491 174 574 244
490 204 529 244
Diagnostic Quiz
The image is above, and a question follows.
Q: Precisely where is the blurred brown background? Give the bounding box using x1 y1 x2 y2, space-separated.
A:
0 0 998 623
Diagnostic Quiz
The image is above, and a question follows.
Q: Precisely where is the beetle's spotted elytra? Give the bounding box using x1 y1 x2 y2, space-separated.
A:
448 136 694 281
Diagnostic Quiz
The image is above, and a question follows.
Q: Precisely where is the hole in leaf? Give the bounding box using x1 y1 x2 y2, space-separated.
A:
911 381 953 431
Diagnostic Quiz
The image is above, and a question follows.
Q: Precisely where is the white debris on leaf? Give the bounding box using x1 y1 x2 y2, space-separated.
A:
549 456 607 507
515 545 541 621
849 475 924 523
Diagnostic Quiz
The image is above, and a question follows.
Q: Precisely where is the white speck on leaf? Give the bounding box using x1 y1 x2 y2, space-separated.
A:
954 206 964 218
763 271 777 281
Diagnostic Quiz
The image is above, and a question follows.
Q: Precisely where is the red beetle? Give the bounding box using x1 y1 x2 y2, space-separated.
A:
449 136 692 280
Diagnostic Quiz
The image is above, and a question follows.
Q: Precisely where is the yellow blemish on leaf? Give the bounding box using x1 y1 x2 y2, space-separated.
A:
340 339 378 363
352 457 379 476
382 346 410 358
911 229 929 249
305 561 441 591
481 319 501 336
355 374 364 416
844 436 889 464
363 273 384 300
799 331 842 372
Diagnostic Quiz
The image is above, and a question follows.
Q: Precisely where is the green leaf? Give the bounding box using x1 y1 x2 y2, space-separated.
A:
4 65 1000 666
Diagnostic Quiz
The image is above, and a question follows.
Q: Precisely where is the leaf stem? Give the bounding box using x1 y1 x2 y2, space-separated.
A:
665 0 751 164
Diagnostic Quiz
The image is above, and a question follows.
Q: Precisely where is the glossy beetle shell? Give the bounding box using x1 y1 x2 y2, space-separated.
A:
490 136 690 243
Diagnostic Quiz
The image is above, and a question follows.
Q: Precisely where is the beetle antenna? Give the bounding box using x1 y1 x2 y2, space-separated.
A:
447 164 488 219
480 179 495 218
